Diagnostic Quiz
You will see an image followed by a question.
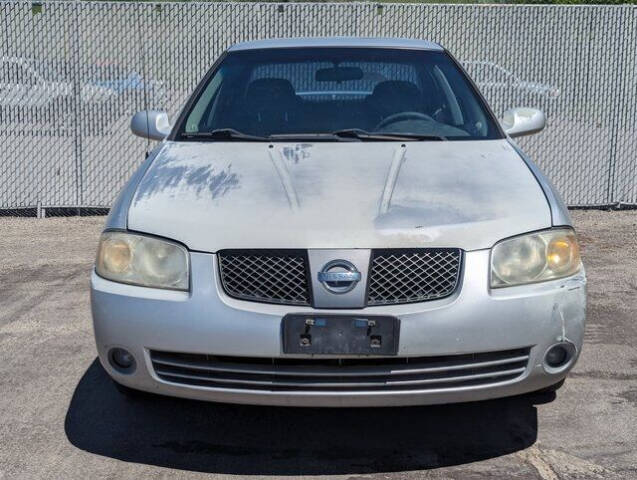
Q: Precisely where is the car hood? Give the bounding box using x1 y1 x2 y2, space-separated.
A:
128 139 551 252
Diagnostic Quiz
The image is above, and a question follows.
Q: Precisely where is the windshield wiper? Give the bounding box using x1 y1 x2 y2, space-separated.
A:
268 133 356 142
181 128 270 141
181 128 447 142
331 128 447 141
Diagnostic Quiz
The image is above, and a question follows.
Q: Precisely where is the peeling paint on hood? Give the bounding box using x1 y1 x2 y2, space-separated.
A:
127 139 551 252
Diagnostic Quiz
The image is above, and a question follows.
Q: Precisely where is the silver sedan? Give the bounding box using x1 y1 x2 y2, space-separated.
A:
91 37 586 407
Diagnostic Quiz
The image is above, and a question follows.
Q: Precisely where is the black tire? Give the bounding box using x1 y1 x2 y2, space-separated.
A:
113 380 152 400
532 379 565 395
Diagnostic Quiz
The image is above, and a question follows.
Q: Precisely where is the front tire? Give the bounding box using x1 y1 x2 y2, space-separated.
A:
113 380 152 400
526 379 565 404
535 378 565 394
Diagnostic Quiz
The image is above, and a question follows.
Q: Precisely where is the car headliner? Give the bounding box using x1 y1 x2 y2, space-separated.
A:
227 37 444 52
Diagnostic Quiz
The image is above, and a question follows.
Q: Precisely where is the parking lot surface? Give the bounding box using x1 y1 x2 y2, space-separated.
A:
0 210 636 480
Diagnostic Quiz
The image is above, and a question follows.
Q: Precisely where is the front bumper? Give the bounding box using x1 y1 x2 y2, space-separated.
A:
91 249 586 407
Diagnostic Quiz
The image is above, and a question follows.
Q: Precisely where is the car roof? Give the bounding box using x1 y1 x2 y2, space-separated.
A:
227 37 444 52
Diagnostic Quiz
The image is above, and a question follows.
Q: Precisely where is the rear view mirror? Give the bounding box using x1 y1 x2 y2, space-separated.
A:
316 66 364 82
130 110 171 141
500 107 546 138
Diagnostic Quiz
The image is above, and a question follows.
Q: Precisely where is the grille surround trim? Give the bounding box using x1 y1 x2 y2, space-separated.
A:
217 248 463 307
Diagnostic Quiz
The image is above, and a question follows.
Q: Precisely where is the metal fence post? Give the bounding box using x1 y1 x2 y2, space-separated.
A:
72 0 83 207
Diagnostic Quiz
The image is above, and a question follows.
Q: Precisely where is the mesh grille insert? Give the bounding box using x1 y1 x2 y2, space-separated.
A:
218 250 310 305
367 249 462 305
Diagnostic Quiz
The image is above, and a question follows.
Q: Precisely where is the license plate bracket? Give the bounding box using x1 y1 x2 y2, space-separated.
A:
282 314 400 355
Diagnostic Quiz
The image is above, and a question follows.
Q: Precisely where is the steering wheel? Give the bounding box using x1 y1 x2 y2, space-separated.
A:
374 111 434 131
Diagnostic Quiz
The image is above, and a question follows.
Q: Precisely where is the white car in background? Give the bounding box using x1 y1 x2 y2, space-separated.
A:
463 60 560 99
0 56 114 114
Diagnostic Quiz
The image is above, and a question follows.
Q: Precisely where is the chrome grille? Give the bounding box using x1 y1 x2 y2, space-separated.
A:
218 250 310 306
367 249 462 305
150 348 530 392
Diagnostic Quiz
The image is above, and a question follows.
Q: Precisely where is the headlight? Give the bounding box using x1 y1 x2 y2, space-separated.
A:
96 231 189 291
491 228 581 288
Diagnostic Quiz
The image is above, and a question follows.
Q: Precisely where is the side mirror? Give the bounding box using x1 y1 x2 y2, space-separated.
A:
130 110 171 140
500 107 546 138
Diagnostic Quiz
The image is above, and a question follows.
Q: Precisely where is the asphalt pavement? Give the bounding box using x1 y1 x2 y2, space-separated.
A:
0 210 636 479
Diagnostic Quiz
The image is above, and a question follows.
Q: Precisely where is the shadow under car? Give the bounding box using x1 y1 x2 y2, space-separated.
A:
64 359 550 476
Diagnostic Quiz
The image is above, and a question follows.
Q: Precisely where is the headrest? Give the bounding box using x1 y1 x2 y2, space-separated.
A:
246 78 296 106
369 80 422 116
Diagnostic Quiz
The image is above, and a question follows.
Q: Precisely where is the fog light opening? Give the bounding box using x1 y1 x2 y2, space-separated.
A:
108 347 136 373
543 343 575 372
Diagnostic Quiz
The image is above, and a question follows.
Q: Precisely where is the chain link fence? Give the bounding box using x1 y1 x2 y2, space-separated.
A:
1 1 635 216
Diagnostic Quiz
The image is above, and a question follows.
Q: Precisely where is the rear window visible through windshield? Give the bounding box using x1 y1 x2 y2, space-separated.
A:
178 47 502 141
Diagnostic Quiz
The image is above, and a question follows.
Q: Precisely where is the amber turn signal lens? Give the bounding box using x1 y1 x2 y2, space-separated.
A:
547 236 579 274
100 238 132 274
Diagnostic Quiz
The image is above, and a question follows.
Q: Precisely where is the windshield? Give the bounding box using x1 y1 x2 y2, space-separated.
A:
176 47 502 141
